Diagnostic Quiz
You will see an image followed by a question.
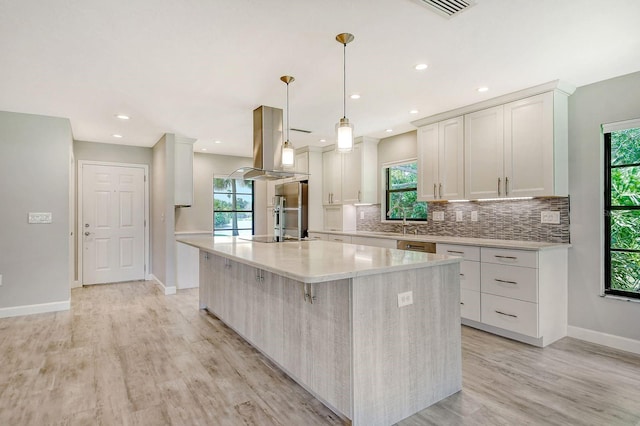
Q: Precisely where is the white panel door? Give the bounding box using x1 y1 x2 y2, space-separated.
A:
82 164 145 284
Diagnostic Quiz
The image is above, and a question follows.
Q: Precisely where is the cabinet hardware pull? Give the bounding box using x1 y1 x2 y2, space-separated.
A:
494 278 518 285
358 190 361 202
495 255 518 260
498 177 501 196
433 183 437 199
495 310 518 318
460 302 465 305
439 183 442 199
447 250 464 254
459 273 465 277
204 253 209 260
505 177 509 196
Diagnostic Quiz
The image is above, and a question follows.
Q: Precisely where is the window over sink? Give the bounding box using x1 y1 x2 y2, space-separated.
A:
604 120 640 299
384 161 428 221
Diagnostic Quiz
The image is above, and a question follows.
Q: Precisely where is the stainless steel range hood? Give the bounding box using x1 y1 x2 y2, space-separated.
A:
229 106 308 181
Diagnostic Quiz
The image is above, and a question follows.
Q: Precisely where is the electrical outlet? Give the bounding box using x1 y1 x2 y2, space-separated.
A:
541 211 560 224
397 291 413 307
471 211 478 222
432 211 444 222
456 211 463 222
28 212 52 224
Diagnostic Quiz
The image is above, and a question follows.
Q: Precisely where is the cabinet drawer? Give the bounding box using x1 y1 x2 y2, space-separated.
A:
437 244 480 261
481 247 537 268
481 293 538 337
460 289 480 322
459 260 480 292
481 263 538 303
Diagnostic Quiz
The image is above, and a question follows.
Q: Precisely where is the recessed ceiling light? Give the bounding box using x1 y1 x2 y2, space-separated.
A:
409 109 419 114
214 140 221 144
477 87 489 92
201 148 207 151
385 129 393 133
350 94 361 99
115 114 130 120
415 63 428 71
112 134 123 138
320 139 326 143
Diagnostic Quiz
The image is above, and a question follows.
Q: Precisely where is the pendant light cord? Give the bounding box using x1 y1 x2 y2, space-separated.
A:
343 42 347 119
286 82 290 141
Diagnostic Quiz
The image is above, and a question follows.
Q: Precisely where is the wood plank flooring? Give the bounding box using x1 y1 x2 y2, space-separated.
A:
0 281 639 425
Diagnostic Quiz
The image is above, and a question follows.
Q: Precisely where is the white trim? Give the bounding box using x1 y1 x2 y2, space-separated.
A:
568 326 640 355
151 274 177 295
78 160 150 285
602 118 640 133
71 280 81 289
0 300 70 319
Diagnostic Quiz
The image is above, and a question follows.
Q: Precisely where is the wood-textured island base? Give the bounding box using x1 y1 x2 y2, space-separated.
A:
181 236 462 426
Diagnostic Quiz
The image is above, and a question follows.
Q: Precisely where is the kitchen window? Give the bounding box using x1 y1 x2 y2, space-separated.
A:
604 121 640 299
213 178 254 236
385 162 428 221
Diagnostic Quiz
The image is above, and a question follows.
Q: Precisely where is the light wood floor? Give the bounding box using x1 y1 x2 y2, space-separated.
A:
1 281 639 425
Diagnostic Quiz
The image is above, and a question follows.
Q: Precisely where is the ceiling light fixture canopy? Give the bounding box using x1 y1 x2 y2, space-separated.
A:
336 32 354 153
280 75 295 167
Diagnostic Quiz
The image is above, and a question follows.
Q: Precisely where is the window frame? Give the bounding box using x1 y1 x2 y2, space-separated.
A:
383 160 427 222
604 128 640 299
213 177 254 236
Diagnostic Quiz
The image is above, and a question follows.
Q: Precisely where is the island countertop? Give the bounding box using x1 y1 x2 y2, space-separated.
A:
176 235 461 283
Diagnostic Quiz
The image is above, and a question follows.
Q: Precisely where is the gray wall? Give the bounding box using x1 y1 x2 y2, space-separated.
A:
568 70 640 341
152 134 176 288
0 111 72 309
175 152 251 232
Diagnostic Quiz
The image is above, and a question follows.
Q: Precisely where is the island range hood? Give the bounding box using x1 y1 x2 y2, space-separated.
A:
229 105 308 181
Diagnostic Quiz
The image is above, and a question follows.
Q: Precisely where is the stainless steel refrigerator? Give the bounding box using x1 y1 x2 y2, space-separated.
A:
273 180 308 241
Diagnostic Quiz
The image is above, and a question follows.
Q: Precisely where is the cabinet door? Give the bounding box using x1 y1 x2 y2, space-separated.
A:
295 152 309 175
504 92 554 197
282 279 313 385
439 116 465 200
266 180 278 206
245 270 284 364
324 205 343 231
417 123 439 201
322 150 341 204
341 144 363 204
465 106 504 199
266 207 274 236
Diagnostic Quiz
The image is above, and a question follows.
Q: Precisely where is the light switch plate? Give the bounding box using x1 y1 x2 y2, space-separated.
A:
28 212 52 224
456 211 463 222
432 211 444 222
541 211 560 224
471 211 478 222
397 291 413 307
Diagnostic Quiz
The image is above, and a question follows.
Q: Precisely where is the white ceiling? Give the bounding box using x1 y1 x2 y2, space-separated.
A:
1 0 639 157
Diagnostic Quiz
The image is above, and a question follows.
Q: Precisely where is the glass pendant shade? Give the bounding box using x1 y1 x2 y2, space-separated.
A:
282 139 295 166
336 117 353 152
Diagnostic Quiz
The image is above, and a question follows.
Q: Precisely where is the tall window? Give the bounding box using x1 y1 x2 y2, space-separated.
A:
214 178 254 236
385 162 428 221
604 123 640 299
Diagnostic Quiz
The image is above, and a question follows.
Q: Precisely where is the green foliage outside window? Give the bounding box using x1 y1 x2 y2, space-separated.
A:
213 178 253 235
386 163 427 220
607 127 640 296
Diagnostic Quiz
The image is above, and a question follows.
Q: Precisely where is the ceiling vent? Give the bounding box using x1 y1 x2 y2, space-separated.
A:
414 0 476 18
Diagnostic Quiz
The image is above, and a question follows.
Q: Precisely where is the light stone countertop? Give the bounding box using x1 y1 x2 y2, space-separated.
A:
176 235 461 283
311 230 571 251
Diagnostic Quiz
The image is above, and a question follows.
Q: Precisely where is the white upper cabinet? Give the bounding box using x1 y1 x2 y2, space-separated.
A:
464 91 567 199
464 106 504 199
322 137 379 205
417 116 464 201
174 136 196 206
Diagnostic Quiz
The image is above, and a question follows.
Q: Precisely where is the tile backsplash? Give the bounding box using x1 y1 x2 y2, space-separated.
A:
356 197 570 243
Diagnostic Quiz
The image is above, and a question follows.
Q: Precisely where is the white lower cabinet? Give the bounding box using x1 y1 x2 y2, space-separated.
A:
351 236 397 248
437 244 481 322
438 243 568 347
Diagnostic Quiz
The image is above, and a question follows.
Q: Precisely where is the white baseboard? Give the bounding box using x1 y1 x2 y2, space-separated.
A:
0 300 70 319
150 274 177 295
568 326 640 355
71 280 81 289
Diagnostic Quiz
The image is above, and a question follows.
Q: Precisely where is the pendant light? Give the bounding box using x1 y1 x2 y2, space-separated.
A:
280 75 295 167
335 33 355 153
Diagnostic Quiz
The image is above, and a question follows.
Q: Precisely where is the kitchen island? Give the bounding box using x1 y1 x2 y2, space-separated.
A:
177 235 462 426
